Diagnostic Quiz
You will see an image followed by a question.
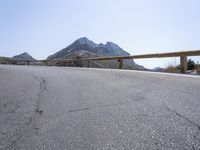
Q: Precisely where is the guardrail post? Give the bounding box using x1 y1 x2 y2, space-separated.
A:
118 59 123 69
87 60 90 68
65 61 68 67
180 56 187 73
45 60 48 66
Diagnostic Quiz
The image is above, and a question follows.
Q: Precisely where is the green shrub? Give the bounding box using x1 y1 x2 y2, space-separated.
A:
187 59 195 70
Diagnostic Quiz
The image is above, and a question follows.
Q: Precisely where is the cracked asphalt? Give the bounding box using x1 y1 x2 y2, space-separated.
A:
0 65 200 150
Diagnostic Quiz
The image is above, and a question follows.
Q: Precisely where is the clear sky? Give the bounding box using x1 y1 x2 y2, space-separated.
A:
0 0 200 68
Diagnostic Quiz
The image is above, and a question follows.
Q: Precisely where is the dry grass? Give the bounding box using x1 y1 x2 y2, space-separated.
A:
165 65 180 73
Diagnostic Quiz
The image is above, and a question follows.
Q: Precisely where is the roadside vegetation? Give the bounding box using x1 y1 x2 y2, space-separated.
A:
0 57 10 64
195 64 200 74
165 59 200 74
165 65 180 73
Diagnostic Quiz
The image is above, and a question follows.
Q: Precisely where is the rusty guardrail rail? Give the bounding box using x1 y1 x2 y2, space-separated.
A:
7 50 200 73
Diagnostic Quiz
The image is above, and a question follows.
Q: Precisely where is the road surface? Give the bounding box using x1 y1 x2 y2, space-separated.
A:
0 65 200 150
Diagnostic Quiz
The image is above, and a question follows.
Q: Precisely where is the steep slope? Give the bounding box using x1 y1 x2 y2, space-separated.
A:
95 42 129 56
13 52 36 61
48 37 97 59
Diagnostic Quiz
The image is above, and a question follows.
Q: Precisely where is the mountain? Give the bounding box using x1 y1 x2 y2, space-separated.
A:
12 52 36 61
48 37 130 59
47 37 145 70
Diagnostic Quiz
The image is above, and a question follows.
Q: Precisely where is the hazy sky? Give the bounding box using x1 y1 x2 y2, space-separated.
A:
0 0 200 68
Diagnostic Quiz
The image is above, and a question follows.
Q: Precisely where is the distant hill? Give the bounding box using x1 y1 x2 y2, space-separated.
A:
12 52 36 61
153 67 165 72
47 37 145 70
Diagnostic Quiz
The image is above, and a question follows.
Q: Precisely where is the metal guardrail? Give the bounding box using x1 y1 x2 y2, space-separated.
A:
5 50 200 73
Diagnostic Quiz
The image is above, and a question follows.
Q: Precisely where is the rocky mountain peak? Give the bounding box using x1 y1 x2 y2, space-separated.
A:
105 42 121 50
75 37 97 48
13 52 35 60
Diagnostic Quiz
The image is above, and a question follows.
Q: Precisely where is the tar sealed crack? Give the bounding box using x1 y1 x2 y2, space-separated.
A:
34 77 47 116
2 75 48 149
35 108 43 115
40 77 47 91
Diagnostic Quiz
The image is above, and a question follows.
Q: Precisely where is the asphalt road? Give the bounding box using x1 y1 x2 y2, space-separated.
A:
0 65 200 150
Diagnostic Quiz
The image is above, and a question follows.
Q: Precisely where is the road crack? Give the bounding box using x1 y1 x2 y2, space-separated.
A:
162 101 200 131
162 101 200 150
43 101 130 119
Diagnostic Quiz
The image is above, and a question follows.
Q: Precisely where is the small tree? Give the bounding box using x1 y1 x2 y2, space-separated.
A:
187 59 195 70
